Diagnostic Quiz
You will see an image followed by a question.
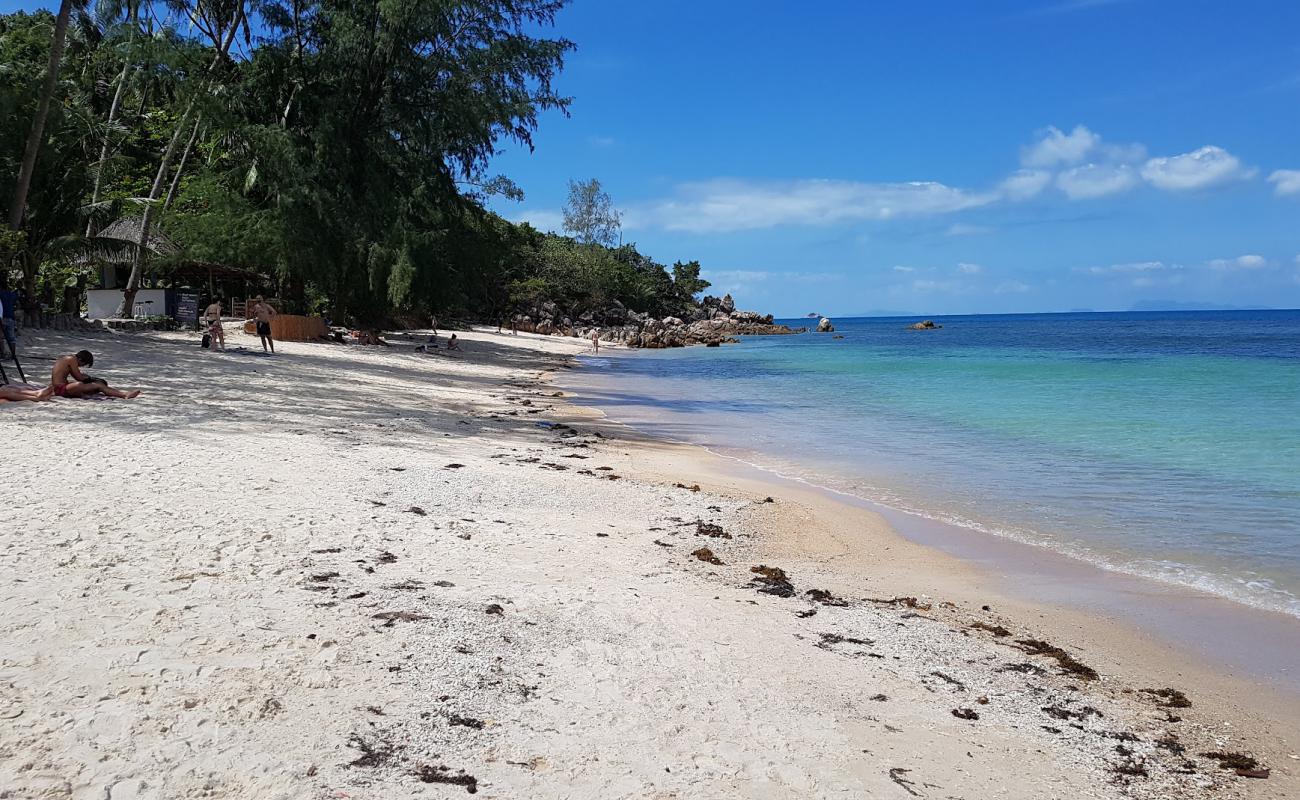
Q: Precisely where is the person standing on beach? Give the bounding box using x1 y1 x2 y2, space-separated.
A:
250 296 277 354
0 273 19 359
590 329 600 353
204 297 226 352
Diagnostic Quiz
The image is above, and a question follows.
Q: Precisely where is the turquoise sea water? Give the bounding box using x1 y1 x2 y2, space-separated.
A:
564 311 1300 618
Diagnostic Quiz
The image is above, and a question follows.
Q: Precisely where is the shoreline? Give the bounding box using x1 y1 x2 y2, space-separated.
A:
3 326 1295 798
560 347 1300 689
549 395 1300 794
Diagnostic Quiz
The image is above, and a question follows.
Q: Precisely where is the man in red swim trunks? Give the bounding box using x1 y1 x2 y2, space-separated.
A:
50 350 141 399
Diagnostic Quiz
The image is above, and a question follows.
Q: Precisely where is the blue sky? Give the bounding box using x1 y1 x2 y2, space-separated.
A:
7 0 1298 315
487 0 1300 315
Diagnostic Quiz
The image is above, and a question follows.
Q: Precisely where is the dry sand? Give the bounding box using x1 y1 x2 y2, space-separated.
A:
1 325 1296 799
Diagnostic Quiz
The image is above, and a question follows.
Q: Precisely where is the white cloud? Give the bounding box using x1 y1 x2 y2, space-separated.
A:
945 223 993 237
910 279 960 293
511 209 564 232
1022 125 1101 168
1056 163 1139 199
995 280 1031 294
1076 261 1186 287
1140 146 1256 191
956 262 983 274
999 169 1053 200
632 179 998 233
1207 254 1267 271
1034 0 1133 14
1268 169 1300 196
1078 261 1181 275
893 265 915 273
702 269 840 284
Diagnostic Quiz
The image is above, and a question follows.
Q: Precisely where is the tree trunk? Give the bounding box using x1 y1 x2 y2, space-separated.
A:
120 116 188 317
8 0 74 232
120 4 244 318
163 116 202 211
86 19 138 238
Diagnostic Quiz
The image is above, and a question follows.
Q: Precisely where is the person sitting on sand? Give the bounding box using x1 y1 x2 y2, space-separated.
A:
446 333 461 351
0 384 52 403
250 296 277 354
204 297 225 352
49 350 141 399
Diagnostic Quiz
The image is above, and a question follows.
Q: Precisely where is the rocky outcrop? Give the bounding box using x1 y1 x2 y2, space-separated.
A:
816 317 834 333
513 292 798 349
908 320 942 330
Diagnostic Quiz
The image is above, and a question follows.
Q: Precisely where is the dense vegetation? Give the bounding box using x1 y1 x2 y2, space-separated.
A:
1 0 710 324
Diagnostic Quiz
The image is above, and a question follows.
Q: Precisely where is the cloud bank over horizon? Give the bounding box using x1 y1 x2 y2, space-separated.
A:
513 125 1272 238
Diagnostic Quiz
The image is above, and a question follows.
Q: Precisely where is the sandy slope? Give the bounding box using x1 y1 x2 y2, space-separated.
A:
1 325 1294 799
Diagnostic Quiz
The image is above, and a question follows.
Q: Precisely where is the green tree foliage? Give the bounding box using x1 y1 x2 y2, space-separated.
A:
562 177 621 247
2 2 728 328
671 260 710 301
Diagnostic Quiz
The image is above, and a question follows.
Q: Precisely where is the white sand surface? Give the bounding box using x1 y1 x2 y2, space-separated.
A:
2 325 1295 799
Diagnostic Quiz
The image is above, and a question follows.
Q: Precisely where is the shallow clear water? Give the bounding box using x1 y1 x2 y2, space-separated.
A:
564 310 1300 618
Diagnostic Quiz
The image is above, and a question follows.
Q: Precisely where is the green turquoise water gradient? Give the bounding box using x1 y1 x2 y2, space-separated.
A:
565 311 1300 616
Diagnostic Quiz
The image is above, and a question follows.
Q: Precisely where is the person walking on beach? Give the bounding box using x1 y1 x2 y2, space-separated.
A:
49 350 141 399
250 296 277 354
590 329 600 353
204 297 225 352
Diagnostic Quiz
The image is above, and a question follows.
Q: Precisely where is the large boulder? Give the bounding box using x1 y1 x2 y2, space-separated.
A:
720 294 736 314
816 317 835 333
908 320 942 330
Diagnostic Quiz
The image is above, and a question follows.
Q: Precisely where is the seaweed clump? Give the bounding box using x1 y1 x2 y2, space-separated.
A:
1015 638 1098 681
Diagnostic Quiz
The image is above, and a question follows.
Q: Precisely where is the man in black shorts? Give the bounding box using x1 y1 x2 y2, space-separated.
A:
250 296 277 354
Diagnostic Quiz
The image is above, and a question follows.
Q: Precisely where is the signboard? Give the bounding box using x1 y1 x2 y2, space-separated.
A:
176 291 200 329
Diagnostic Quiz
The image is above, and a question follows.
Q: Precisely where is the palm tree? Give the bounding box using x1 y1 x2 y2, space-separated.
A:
7 0 77 232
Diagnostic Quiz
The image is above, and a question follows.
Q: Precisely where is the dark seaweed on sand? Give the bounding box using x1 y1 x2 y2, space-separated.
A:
1014 638 1098 681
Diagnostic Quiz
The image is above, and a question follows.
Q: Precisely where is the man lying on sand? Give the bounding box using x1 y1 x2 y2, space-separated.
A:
50 350 141 399
0 384 53 403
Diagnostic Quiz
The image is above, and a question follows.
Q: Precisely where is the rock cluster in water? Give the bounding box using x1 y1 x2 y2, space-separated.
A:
511 294 800 349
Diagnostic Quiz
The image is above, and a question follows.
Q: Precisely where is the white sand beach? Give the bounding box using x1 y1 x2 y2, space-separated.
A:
2 326 1296 799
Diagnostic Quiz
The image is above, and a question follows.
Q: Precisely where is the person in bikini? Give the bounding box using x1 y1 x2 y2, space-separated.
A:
50 350 140 399
204 297 226 352
0 384 53 403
